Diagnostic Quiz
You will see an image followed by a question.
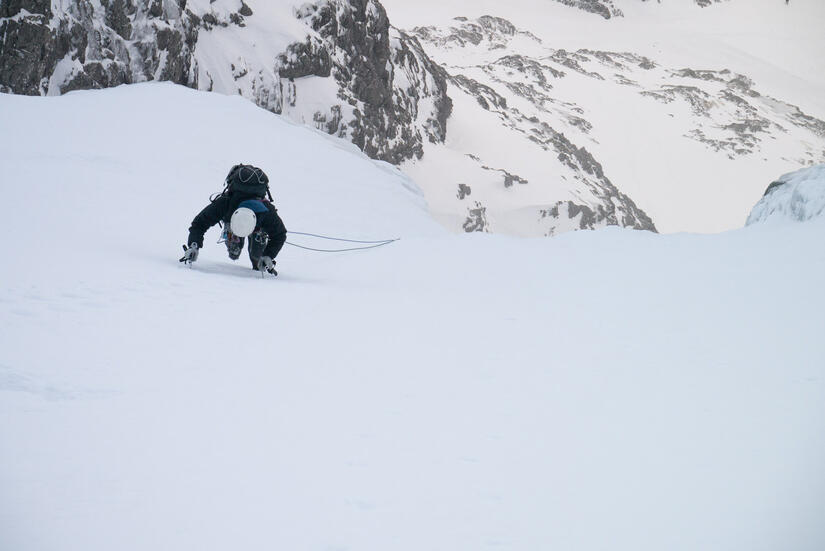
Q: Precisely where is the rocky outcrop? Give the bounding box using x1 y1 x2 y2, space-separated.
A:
551 0 623 19
463 201 490 232
0 0 198 95
290 0 451 162
0 0 450 165
553 0 729 18
0 1 54 95
413 15 539 49
692 0 728 6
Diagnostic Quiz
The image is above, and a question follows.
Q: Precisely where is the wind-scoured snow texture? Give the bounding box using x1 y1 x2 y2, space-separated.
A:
0 0 451 164
2 84 825 551
405 15 825 234
746 164 825 225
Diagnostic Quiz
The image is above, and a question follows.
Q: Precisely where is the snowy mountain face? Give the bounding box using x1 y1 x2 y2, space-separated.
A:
402 16 659 236
399 14 825 235
553 0 727 20
0 0 451 163
411 16 825 164
0 0 658 237
3 0 824 235
746 164 825 225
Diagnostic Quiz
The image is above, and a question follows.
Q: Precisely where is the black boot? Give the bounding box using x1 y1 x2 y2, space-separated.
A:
248 230 269 268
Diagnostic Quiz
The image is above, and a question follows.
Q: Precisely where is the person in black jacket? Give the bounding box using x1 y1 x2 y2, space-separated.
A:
180 165 287 275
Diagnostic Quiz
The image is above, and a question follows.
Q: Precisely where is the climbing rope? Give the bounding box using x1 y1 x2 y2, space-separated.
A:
286 231 399 253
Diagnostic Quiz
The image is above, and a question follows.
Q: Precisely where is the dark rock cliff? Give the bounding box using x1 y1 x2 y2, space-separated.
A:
0 0 197 94
289 0 451 162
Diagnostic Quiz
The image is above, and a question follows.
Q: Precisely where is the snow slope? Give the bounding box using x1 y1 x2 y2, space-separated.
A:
2 84 825 551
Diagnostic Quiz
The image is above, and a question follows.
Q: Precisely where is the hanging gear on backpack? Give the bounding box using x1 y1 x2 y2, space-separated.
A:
223 164 273 201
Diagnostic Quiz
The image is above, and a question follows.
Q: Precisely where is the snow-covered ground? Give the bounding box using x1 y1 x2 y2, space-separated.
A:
1 84 824 551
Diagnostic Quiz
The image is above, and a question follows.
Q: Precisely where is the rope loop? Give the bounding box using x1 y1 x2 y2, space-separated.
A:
286 231 398 253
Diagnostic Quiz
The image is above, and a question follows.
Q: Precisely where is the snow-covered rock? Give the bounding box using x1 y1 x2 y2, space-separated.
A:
0 0 200 94
549 0 728 19
410 17 824 164
746 164 825 225
550 0 624 19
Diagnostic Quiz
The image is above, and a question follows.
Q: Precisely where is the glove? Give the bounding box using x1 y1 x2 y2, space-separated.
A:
179 243 199 264
258 256 277 275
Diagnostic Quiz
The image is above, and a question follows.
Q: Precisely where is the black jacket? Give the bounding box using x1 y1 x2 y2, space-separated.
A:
187 192 287 259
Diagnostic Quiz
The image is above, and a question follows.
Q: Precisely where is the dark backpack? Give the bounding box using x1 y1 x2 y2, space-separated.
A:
224 164 271 199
